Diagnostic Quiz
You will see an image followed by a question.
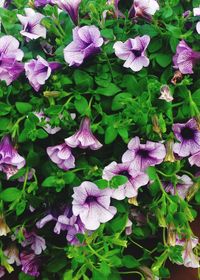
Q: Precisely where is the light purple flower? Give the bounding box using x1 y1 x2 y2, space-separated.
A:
4 244 21 266
164 175 193 199
72 181 117 230
159 85 173 102
0 267 5 278
122 136 166 171
189 150 200 167
34 111 61 134
102 161 149 199
125 218 132 235
22 230 46 255
173 40 200 74
176 237 200 268
34 0 55 7
106 0 124 18
65 117 102 150
113 35 150 72
47 142 75 170
25 55 60 92
173 118 200 157
193 6 200 34
17 8 46 41
0 136 25 179
129 0 159 19
20 251 40 277
64 25 104 66
56 0 82 25
0 35 24 85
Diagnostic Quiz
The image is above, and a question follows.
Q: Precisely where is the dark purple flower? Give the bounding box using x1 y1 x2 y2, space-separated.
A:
122 136 166 171
164 175 193 199
173 40 200 74
113 35 150 72
56 0 82 25
102 161 149 199
72 181 117 230
0 136 25 179
25 55 60 92
0 35 24 85
0 0 11 8
47 142 75 170
22 230 46 255
129 0 159 20
64 25 104 66
17 8 46 41
20 251 40 277
65 117 102 150
34 0 55 7
173 118 200 157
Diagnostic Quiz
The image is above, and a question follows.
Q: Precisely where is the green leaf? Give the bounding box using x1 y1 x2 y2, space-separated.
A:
95 84 120 96
0 118 10 131
101 28 114 39
147 166 157 180
74 96 89 114
95 179 109 189
63 172 75 184
16 102 33 114
0 188 21 202
156 54 172 67
110 175 128 189
105 126 118 144
42 176 57 187
74 70 93 90
122 255 140 269
16 200 26 216
0 102 11 116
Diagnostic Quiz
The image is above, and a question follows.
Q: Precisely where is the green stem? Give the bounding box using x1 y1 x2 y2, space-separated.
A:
128 237 151 253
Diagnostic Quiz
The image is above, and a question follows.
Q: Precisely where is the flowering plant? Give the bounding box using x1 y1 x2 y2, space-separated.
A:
0 0 200 279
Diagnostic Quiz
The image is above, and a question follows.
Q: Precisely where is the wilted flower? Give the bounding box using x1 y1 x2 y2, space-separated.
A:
72 181 117 230
173 118 200 157
0 35 24 85
193 6 200 34
17 8 46 41
22 230 46 255
0 215 10 236
173 40 200 74
122 136 166 171
25 55 60 92
129 0 159 20
4 244 21 266
159 85 173 102
171 70 183 85
56 0 82 25
114 35 150 72
176 236 200 268
102 161 149 199
20 251 40 277
0 136 25 179
164 175 193 199
65 117 102 150
0 267 5 278
64 25 103 66
47 142 75 170
125 218 132 235
164 140 176 162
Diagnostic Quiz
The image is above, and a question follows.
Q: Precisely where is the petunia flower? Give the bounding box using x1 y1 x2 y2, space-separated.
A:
25 55 60 92
34 111 61 134
65 117 102 150
189 150 200 167
64 25 104 66
72 181 117 230
102 161 149 199
113 35 150 72
20 251 40 277
0 35 24 85
193 6 200 34
106 0 124 18
34 0 55 7
173 118 200 157
56 0 82 25
4 244 21 266
125 218 132 235
173 40 200 74
36 212 67 234
159 85 174 102
17 8 46 41
129 0 159 20
164 175 193 199
122 136 166 171
0 136 25 180
47 142 75 171
22 230 46 255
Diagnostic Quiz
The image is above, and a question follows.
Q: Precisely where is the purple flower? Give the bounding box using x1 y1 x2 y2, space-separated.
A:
56 0 82 25
20 251 40 277
173 40 200 74
106 0 124 18
72 181 117 230
113 35 150 72
159 85 173 102
194 6 200 34
65 117 102 150
173 118 200 157
17 8 46 41
102 161 149 199
34 111 61 134
0 35 24 85
34 0 55 7
189 150 200 167
25 56 60 92
22 230 46 255
0 136 25 179
0 0 11 8
0 267 5 278
125 218 132 235
47 142 75 170
64 25 104 66
122 136 166 171
129 0 159 20
164 175 193 199
18 168 35 182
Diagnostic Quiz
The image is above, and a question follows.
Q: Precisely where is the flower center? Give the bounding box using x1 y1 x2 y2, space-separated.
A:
119 170 130 178
137 149 149 158
133 49 142 57
0 154 2 160
181 127 195 140
85 196 97 204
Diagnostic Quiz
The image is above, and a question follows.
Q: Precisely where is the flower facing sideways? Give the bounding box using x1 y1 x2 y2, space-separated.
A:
129 0 159 20
56 0 82 25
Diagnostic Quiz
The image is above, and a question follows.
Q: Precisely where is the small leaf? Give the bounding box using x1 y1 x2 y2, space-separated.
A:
0 188 21 202
16 102 33 114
